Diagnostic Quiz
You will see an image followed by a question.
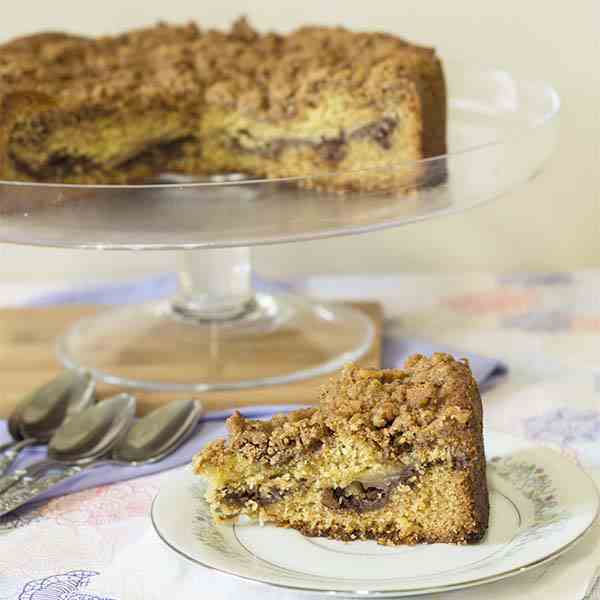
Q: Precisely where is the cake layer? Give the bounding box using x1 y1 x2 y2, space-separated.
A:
195 354 489 545
255 464 485 545
0 19 446 195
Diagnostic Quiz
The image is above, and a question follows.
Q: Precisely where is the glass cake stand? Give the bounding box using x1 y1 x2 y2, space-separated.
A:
0 62 560 391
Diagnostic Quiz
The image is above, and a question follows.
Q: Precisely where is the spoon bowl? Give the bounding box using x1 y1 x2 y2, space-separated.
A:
20 371 96 442
49 393 136 462
113 399 203 464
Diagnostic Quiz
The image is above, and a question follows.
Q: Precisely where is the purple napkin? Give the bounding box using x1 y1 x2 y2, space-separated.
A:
0 273 507 514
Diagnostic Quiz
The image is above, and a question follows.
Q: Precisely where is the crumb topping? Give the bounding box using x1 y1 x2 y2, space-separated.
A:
0 18 439 119
321 353 477 425
319 353 481 458
218 407 329 467
196 353 481 470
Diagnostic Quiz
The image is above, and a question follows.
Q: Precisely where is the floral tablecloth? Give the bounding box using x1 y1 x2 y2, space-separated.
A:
1 270 600 599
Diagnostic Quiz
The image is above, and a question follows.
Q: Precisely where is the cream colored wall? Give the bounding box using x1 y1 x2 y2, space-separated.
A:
0 0 598 282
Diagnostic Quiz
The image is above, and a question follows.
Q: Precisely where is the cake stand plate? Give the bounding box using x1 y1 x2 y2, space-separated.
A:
0 62 560 390
151 431 598 597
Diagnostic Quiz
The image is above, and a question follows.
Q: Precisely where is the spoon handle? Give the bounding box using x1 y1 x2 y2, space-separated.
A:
0 463 85 517
0 457 67 495
0 439 37 478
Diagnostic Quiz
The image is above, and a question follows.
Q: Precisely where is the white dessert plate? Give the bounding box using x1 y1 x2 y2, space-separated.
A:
151 431 598 597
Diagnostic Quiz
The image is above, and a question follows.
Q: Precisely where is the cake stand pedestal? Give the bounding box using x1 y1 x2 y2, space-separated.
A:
57 247 375 391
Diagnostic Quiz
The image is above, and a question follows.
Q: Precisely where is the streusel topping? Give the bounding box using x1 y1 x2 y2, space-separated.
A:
0 18 437 118
197 354 479 470
320 353 478 425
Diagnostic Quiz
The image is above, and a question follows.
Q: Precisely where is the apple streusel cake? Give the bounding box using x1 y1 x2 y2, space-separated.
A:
194 353 489 545
0 18 445 203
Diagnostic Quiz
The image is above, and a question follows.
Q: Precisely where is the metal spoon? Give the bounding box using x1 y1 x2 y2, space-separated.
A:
21 371 96 441
0 371 96 476
111 399 202 464
0 393 134 496
0 399 201 517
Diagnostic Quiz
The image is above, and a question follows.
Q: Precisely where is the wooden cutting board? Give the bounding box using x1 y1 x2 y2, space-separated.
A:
0 302 382 417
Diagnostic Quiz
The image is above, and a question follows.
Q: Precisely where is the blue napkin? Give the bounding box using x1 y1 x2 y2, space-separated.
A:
0 273 507 515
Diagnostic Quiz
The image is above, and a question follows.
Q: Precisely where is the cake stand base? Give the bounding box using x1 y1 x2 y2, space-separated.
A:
56 293 374 392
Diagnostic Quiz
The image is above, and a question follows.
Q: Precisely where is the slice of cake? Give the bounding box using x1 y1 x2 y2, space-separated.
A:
194 353 489 545
0 19 446 201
